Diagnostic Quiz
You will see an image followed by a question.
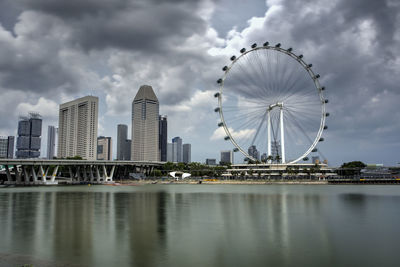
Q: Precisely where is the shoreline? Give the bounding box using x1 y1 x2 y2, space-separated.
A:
117 179 329 185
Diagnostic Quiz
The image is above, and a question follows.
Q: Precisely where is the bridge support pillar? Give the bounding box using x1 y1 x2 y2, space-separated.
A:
96 166 101 182
51 166 59 182
23 166 30 183
31 166 38 183
5 165 12 182
89 166 94 182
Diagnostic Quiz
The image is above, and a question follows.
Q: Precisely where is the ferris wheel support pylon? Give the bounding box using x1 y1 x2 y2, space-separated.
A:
280 106 285 164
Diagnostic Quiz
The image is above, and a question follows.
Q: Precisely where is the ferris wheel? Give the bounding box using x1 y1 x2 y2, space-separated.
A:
214 42 329 164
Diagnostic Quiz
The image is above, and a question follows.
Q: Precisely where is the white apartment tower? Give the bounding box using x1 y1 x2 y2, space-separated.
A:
132 85 159 161
58 96 98 160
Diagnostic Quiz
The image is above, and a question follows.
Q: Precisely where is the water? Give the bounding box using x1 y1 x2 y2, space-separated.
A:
1 184 400 267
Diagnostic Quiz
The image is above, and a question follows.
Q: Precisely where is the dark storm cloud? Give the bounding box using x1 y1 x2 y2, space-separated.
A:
22 0 208 51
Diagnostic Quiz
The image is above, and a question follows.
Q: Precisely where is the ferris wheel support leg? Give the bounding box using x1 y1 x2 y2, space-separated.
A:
280 108 285 164
267 110 271 163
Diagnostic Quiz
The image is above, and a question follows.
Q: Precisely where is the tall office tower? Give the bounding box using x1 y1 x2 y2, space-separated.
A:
167 142 177 162
131 85 159 161
117 124 128 160
220 150 234 164
248 145 260 161
7 136 14 159
47 126 56 159
159 115 168 162
172 137 182 162
97 136 112 160
16 113 42 158
183 143 191 163
0 137 7 158
125 139 131 160
58 96 98 160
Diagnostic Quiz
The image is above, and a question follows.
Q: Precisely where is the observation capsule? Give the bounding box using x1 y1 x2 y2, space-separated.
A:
233 148 239 152
307 64 313 68
303 157 309 161
240 48 246 53
298 54 304 59
324 125 328 130
319 138 324 142
312 148 318 152
214 92 220 98
325 113 330 117
217 78 222 84
324 99 329 104
224 136 230 140
275 43 281 47
244 157 249 161
218 122 224 127
214 107 220 112
315 74 320 79
320 86 325 91
251 43 257 48
287 47 293 52
230 55 236 61
263 42 269 46
222 66 228 71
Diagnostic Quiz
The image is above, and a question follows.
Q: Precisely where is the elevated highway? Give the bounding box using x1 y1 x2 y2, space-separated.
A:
0 159 164 185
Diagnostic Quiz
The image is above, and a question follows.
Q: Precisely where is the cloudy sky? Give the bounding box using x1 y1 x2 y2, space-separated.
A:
0 0 399 166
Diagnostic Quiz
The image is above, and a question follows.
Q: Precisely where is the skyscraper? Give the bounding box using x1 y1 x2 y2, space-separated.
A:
16 113 42 159
0 137 7 158
183 143 191 163
7 136 14 159
97 136 112 160
167 142 177 162
132 85 159 161
117 124 128 160
58 96 98 160
0 136 15 159
159 115 168 162
47 125 56 159
220 150 234 164
125 139 131 160
172 136 182 162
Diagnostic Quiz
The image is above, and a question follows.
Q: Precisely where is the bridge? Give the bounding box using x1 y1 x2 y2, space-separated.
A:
0 159 164 185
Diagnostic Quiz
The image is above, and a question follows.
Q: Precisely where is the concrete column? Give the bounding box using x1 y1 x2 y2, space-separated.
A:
89 166 94 182
31 166 38 182
14 166 22 183
108 165 115 182
69 167 74 180
51 166 59 182
40 165 46 182
83 166 88 181
75 166 81 182
96 166 101 182
102 165 108 181
44 166 50 181
5 165 12 182
23 166 30 183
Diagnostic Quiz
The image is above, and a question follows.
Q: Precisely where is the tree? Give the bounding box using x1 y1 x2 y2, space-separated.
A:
339 161 366 176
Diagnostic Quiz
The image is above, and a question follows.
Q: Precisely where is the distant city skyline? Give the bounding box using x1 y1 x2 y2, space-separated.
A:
0 0 399 165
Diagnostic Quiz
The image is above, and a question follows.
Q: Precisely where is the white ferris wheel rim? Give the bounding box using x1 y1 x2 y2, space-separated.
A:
217 44 327 164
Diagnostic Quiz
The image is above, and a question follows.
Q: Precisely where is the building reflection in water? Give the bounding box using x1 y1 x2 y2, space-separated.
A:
2 186 398 267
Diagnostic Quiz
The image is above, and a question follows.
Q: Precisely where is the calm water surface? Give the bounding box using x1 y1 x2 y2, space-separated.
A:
0 184 400 267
